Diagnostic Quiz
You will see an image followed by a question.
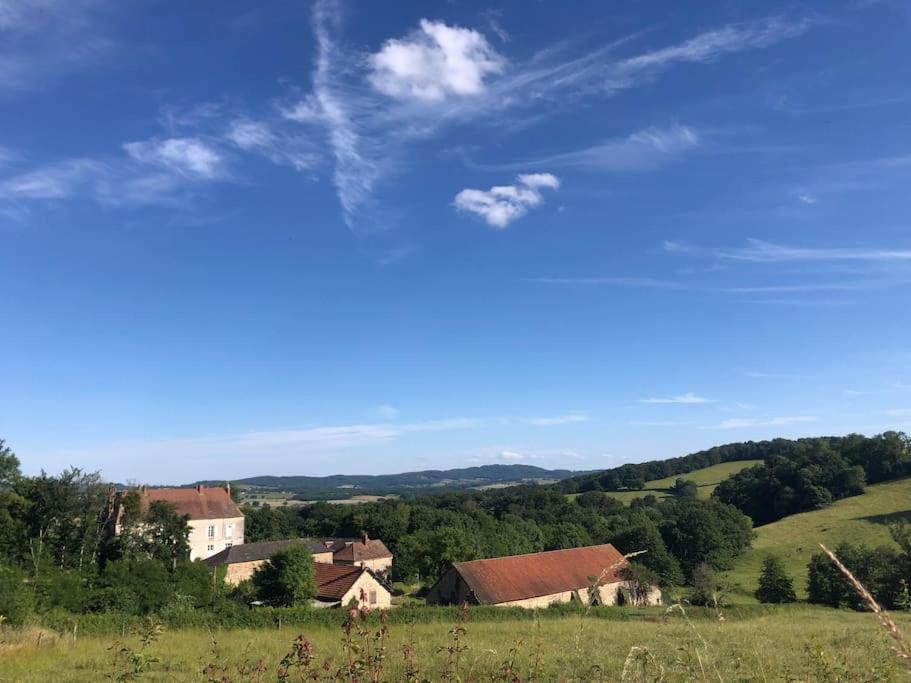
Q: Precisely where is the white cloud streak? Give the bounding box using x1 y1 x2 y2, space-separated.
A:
123 137 224 180
519 414 588 426
483 125 700 172
665 238 911 263
453 173 559 228
707 415 817 429
641 392 711 404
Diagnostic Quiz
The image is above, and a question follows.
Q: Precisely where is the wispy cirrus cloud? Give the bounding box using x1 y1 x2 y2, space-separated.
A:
474 124 700 173
0 0 117 90
519 413 588 426
0 136 229 208
665 238 911 263
282 2 809 230
603 16 810 93
706 415 817 429
123 137 225 180
42 412 589 480
453 173 559 228
641 392 711 404
225 119 320 171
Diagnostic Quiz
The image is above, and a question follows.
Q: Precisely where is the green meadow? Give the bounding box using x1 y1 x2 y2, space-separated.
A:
725 476 911 601
2 606 908 681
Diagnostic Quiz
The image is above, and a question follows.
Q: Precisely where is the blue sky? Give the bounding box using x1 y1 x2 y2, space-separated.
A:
2 0 911 483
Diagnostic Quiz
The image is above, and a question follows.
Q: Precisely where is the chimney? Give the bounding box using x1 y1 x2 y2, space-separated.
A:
362 532 369 544
140 484 147 494
225 482 231 497
196 484 202 494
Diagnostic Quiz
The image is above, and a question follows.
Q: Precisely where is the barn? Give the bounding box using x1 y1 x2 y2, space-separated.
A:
425 544 661 608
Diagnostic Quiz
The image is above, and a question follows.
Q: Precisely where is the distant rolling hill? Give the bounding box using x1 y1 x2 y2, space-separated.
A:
196 464 589 500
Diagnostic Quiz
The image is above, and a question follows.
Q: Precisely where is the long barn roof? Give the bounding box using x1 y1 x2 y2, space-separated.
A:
452 544 628 604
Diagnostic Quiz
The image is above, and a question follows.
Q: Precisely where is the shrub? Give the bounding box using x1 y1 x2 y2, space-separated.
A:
252 545 317 606
0 562 34 625
755 555 797 603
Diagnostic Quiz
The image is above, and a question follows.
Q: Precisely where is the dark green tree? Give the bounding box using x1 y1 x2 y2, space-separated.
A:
252 545 317 606
118 499 191 569
670 478 698 499
755 555 797 603
0 439 20 488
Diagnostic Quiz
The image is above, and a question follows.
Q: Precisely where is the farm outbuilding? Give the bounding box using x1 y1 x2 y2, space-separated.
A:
425 544 661 608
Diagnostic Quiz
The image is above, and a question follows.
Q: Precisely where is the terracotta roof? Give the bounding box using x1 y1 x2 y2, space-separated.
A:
315 563 366 601
138 486 242 521
333 539 393 562
451 544 628 604
204 539 332 567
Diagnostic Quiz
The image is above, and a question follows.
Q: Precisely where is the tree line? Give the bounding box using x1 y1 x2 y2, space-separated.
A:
713 432 910 525
246 484 754 588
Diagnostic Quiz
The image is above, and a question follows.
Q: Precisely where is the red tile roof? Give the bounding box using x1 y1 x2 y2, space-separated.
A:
138 486 242 521
315 563 366 601
451 544 628 604
333 538 393 563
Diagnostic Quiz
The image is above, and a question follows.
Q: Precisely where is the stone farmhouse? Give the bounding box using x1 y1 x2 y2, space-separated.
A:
205 539 335 584
114 485 244 561
320 534 393 574
425 544 661 608
205 538 391 608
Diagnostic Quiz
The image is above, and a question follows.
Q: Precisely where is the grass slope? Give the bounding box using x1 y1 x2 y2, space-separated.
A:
725 476 911 601
596 460 763 504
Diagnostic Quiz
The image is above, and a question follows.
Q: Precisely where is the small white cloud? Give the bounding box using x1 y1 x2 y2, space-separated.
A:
453 172 560 228
123 137 223 179
641 392 711 405
368 19 504 102
500 450 524 461
369 404 400 420
797 193 817 204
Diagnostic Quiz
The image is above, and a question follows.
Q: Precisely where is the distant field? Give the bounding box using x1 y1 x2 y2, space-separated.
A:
725 476 911 601
569 460 762 504
3 607 908 681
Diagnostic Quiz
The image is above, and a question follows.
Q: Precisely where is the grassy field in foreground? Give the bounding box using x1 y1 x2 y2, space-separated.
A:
581 460 763 505
2 607 908 681
725 476 911 601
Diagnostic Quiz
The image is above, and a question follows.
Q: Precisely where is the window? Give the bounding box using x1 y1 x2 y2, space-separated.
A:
225 523 233 539
207 544 214 552
207 525 215 538
369 590 377 605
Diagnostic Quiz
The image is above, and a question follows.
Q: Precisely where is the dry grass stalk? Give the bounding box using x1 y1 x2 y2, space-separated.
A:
819 543 911 672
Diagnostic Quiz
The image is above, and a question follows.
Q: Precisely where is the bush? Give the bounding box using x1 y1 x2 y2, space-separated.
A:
99 558 172 615
690 563 728 607
0 562 34 625
252 545 317 606
755 555 797 603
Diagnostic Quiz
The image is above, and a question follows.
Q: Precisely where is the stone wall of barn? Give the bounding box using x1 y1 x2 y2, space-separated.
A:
222 550 334 585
